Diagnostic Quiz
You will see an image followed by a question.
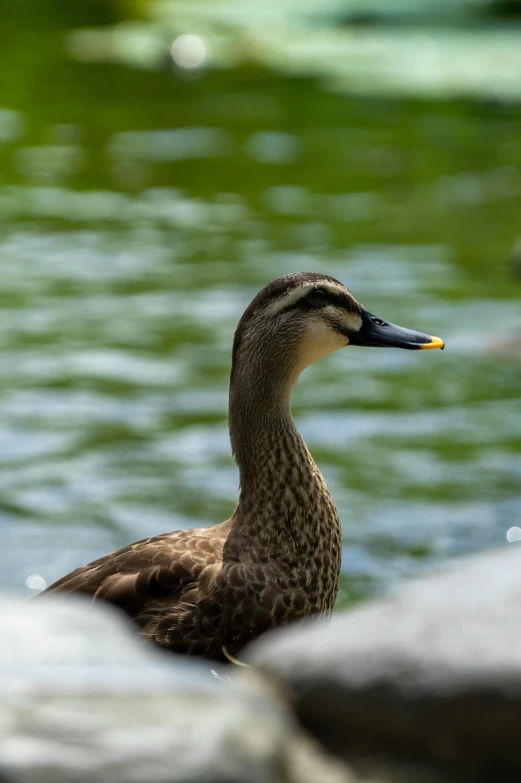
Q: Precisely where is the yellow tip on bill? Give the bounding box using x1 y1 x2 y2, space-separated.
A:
419 335 445 350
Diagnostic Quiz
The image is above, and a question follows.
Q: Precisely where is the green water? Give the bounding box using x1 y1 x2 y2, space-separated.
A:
1 1 521 606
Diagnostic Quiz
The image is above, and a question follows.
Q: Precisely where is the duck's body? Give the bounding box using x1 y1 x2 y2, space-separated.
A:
42 273 443 661
46 419 341 660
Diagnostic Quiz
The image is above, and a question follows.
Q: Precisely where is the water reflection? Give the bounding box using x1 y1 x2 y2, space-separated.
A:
0 0 520 608
171 34 207 70
109 128 230 162
25 574 47 591
507 527 521 543
245 132 300 164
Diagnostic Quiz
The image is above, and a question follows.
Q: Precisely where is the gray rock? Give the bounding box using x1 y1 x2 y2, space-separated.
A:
0 595 354 783
246 548 521 782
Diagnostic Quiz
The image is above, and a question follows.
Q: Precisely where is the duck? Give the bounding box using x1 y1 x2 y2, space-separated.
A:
41 272 444 661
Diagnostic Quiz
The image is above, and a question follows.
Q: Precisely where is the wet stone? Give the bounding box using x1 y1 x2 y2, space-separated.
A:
246 548 521 782
0 596 352 783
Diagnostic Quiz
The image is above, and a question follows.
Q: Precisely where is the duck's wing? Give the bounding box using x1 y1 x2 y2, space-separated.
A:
41 528 225 622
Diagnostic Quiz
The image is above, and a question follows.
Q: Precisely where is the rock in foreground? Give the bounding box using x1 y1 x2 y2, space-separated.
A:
0 596 352 783
247 548 521 782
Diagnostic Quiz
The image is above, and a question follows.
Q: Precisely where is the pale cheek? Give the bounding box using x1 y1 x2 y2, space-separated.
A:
294 321 348 377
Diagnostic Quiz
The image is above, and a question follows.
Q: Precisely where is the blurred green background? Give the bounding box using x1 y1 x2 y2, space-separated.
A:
1 0 521 605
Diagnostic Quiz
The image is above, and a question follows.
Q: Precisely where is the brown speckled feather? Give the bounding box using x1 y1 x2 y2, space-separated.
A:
44 527 230 658
41 273 359 661
41 273 443 659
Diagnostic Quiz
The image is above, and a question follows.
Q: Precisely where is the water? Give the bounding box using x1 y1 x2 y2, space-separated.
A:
1 0 521 607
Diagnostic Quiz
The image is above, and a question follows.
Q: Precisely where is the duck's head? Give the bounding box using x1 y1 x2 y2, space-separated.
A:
232 272 444 393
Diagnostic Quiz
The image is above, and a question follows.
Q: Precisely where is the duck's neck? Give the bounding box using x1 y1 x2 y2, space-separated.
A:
228 365 339 556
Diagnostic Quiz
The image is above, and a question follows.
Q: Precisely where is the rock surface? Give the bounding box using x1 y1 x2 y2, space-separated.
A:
246 547 521 782
0 596 354 783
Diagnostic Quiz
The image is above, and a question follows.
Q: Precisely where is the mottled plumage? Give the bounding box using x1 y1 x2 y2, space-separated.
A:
42 272 443 661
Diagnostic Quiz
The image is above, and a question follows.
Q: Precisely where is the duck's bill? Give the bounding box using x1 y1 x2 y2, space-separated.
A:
349 308 445 350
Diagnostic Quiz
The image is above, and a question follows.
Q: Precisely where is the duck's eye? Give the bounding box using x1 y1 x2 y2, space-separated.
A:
310 287 326 303
371 318 387 327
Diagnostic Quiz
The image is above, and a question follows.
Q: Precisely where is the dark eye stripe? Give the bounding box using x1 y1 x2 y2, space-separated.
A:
306 289 359 312
311 287 326 302
275 287 359 316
